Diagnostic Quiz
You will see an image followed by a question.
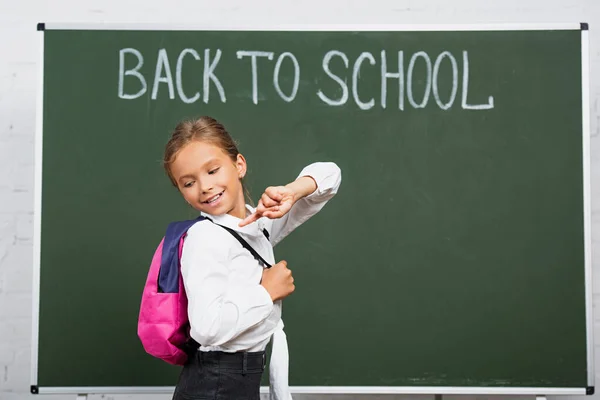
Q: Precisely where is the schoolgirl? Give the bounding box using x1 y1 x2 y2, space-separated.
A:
163 116 341 400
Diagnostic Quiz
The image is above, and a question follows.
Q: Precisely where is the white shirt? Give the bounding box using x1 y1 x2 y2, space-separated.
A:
180 162 341 399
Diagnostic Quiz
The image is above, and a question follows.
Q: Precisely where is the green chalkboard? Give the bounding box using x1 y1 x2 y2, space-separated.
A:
33 25 592 395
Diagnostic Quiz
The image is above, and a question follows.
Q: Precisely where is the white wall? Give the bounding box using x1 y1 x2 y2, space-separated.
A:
1 1 599 400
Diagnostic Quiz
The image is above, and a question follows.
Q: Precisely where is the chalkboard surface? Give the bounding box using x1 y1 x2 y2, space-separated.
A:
33 25 591 394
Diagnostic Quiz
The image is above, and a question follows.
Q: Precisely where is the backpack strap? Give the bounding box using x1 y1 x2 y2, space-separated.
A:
215 224 272 268
159 216 272 292
202 216 272 268
158 216 207 293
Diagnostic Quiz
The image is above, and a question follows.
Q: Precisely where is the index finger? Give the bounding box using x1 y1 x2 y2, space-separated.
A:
238 211 261 227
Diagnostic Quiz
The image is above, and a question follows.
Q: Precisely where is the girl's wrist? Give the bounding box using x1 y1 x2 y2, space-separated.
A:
286 176 317 200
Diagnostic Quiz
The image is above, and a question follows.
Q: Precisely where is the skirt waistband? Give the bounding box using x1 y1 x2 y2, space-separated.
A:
196 350 266 373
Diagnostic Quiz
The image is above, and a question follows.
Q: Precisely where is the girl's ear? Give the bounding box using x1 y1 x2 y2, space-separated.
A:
236 154 247 179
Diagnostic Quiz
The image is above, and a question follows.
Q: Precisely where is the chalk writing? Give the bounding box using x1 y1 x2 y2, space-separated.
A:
118 48 494 111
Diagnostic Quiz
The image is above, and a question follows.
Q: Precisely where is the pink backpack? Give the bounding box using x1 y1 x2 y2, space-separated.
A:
137 217 206 365
138 216 271 365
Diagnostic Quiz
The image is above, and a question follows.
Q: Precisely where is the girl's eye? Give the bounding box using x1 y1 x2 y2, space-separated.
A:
208 167 220 175
183 181 194 188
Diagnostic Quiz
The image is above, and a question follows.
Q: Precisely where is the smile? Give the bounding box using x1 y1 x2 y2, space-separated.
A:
203 191 224 205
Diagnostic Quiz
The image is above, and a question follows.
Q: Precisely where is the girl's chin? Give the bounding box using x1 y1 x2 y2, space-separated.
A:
196 206 226 215
196 204 232 216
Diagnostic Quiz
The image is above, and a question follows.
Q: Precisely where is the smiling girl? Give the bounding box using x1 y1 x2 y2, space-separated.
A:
163 116 341 400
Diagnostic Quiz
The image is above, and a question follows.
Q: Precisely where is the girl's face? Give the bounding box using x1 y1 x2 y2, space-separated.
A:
170 140 247 219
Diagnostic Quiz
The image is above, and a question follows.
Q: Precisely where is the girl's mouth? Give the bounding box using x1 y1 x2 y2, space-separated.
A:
203 191 224 205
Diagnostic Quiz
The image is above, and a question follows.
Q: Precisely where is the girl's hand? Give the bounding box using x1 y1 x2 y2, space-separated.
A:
239 176 317 227
261 260 295 301
239 186 295 227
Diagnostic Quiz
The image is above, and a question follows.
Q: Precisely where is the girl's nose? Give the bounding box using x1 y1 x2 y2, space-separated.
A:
200 180 213 194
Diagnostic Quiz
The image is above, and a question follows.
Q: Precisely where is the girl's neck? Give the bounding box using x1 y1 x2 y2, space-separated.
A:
227 193 248 220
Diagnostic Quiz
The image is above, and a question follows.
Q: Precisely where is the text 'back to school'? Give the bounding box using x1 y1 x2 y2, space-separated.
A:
118 47 495 111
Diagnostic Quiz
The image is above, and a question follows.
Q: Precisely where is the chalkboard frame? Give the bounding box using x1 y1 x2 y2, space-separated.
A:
30 22 593 396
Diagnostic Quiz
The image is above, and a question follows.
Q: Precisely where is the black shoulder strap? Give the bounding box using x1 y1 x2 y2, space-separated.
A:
217 224 272 268
201 216 272 268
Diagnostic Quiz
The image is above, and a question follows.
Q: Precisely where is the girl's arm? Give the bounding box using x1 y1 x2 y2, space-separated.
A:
180 221 275 347
264 162 341 246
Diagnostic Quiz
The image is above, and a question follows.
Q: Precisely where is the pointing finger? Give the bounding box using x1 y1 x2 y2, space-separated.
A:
238 212 260 227
262 210 282 219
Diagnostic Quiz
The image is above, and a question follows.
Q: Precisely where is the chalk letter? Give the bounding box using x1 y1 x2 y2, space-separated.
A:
381 50 404 110
407 51 432 109
204 49 227 103
152 49 175 100
433 51 458 110
236 51 274 104
352 52 376 110
461 51 494 110
317 50 349 106
273 52 300 102
118 48 147 100
176 49 201 104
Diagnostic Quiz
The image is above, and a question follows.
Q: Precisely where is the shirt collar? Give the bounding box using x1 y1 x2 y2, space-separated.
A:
200 204 264 237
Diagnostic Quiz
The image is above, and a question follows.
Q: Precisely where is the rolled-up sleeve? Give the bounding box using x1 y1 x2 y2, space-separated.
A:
180 222 274 347
269 162 342 246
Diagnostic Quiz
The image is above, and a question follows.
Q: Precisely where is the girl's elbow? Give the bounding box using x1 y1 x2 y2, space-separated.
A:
333 164 342 189
190 326 218 346
324 162 342 184
188 304 223 345
190 318 225 346
189 305 239 346
325 163 342 194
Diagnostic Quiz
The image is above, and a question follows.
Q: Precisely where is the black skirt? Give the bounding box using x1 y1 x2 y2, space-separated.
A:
172 350 266 400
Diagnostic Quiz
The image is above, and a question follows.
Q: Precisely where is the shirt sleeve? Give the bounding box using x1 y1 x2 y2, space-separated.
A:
268 162 342 247
180 221 274 347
